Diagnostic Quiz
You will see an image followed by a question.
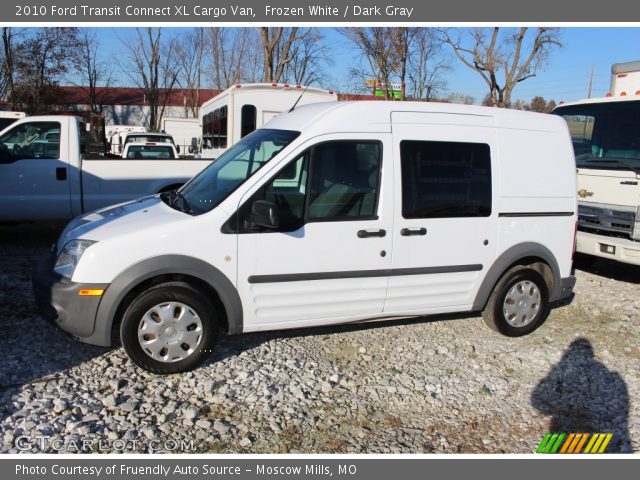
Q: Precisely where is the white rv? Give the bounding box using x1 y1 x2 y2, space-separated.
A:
198 83 337 159
34 102 577 373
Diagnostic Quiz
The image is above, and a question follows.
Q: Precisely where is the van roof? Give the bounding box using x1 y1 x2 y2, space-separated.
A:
265 101 567 135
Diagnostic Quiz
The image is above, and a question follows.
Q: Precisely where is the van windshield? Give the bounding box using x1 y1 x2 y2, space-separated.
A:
554 101 640 173
176 128 300 215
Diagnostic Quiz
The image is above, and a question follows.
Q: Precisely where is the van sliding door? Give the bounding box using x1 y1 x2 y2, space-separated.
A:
386 112 498 314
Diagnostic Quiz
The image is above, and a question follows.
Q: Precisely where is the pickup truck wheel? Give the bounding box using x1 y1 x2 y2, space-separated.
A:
482 266 550 337
120 282 219 374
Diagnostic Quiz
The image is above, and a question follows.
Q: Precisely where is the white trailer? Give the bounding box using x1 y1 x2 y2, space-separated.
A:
198 83 337 159
161 118 201 156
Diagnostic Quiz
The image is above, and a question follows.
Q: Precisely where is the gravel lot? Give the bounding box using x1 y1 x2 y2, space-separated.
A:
0 224 638 453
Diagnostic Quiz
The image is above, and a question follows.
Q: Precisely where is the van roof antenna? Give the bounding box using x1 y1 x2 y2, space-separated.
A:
289 86 309 112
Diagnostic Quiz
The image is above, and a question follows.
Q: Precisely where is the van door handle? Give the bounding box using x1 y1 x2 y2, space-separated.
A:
56 167 67 181
357 229 386 238
401 227 427 236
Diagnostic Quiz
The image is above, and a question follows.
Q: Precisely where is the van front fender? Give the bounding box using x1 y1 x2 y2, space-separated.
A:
85 255 242 347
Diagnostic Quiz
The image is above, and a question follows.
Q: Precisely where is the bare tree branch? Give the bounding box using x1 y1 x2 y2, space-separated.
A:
441 27 562 107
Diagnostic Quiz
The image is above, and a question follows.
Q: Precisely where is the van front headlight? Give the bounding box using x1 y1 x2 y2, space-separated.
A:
54 239 96 279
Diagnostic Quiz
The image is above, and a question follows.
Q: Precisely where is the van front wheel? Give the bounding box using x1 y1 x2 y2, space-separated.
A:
120 282 219 374
482 266 550 336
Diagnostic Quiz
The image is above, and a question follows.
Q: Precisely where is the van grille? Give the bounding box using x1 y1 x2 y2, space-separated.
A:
578 202 636 238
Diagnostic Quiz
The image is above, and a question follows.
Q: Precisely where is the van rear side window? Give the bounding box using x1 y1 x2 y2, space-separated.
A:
400 140 491 219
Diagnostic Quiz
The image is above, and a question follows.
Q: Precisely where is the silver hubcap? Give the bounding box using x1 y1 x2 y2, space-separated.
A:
503 280 541 327
138 302 203 363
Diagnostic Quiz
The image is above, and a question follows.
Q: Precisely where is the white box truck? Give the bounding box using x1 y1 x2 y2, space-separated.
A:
34 101 577 373
105 125 147 156
161 118 201 157
198 83 337 159
554 60 640 266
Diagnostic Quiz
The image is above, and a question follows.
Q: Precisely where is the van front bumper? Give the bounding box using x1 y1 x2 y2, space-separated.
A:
576 230 640 266
32 250 109 341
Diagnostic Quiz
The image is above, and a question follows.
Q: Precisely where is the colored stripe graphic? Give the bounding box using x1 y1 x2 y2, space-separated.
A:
591 434 606 453
597 434 613 453
574 433 590 453
550 433 566 453
536 433 554 453
537 433 613 454
584 434 599 453
537 433 566 453
559 433 575 453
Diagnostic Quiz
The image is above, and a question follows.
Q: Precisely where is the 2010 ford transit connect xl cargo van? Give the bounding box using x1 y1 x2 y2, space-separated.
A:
33 102 577 373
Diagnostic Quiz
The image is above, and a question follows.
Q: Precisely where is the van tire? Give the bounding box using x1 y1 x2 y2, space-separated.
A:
120 282 219 374
482 266 550 337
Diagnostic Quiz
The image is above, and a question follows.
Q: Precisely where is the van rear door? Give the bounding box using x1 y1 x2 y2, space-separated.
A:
386 112 498 314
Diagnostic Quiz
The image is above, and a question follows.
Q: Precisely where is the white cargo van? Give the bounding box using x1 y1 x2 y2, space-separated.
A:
198 83 337 159
34 102 577 373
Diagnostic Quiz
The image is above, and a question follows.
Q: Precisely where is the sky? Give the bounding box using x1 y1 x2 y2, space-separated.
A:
92 27 640 104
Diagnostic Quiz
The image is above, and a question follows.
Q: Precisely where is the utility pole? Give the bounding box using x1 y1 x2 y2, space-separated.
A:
587 65 595 99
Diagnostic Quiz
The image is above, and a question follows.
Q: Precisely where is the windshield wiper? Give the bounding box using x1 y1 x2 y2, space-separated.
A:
161 190 193 214
582 158 640 175
174 191 193 214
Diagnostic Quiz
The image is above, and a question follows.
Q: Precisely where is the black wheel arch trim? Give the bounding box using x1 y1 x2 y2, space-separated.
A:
92 255 243 347
472 242 562 311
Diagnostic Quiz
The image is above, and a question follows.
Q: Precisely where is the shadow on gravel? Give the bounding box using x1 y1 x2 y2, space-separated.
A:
0 222 109 425
574 254 640 285
531 338 632 453
0 222 66 248
0 317 109 423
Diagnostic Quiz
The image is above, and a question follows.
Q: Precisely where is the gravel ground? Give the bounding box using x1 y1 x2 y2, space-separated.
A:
0 224 638 453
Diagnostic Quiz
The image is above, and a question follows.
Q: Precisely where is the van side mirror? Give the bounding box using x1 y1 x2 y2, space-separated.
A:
176 145 180 153
250 200 280 229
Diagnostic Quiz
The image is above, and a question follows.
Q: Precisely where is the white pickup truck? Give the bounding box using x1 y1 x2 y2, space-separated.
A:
0 115 212 222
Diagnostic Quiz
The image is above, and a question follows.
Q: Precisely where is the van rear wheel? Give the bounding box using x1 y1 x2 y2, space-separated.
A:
482 266 550 336
120 282 219 374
